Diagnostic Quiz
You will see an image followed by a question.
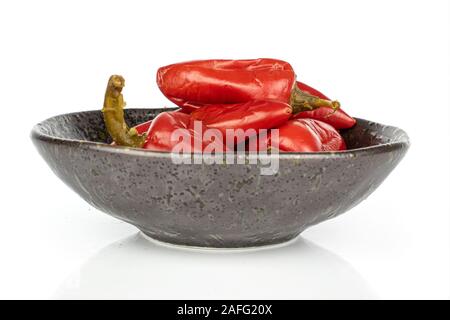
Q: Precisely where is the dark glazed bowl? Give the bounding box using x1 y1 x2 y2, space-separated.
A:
31 108 409 248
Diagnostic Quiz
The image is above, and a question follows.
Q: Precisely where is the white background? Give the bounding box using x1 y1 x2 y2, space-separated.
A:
0 0 449 299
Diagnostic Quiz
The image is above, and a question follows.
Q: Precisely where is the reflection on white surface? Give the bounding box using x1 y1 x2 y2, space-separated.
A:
54 233 377 299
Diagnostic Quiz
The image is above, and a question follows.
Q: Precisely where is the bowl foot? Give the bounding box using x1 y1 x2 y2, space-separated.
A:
139 230 302 250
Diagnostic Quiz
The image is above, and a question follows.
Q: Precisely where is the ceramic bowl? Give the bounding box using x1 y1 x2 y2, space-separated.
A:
31 108 409 248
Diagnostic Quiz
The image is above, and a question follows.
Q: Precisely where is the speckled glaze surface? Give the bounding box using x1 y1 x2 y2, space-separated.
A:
31 108 409 248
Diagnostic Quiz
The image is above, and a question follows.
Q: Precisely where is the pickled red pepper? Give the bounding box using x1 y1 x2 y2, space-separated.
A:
157 59 340 114
249 118 347 153
143 111 228 152
295 81 356 129
103 57 354 153
189 100 292 144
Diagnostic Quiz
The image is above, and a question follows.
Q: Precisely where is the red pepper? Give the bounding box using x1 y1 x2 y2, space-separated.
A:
143 111 228 152
133 120 152 134
132 108 189 135
190 100 292 145
249 118 346 152
294 81 356 129
305 119 347 151
157 59 339 114
104 73 349 153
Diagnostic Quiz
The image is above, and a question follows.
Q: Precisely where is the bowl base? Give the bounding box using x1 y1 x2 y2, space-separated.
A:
139 230 302 250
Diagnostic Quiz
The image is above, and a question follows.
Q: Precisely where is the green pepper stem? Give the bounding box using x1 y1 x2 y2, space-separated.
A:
290 85 340 114
102 75 147 148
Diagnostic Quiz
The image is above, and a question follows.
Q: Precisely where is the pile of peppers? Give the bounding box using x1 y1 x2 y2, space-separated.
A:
102 58 356 153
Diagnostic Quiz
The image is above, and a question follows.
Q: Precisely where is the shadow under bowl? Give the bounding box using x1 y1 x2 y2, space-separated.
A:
31 108 409 248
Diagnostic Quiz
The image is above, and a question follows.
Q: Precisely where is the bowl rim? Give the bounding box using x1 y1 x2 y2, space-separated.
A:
31 108 410 159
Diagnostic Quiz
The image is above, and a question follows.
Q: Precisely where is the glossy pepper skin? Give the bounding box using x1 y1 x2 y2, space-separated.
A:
131 108 188 135
133 120 152 134
157 59 339 114
294 81 356 129
143 111 228 152
305 119 347 151
250 118 346 152
190 100 292 145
